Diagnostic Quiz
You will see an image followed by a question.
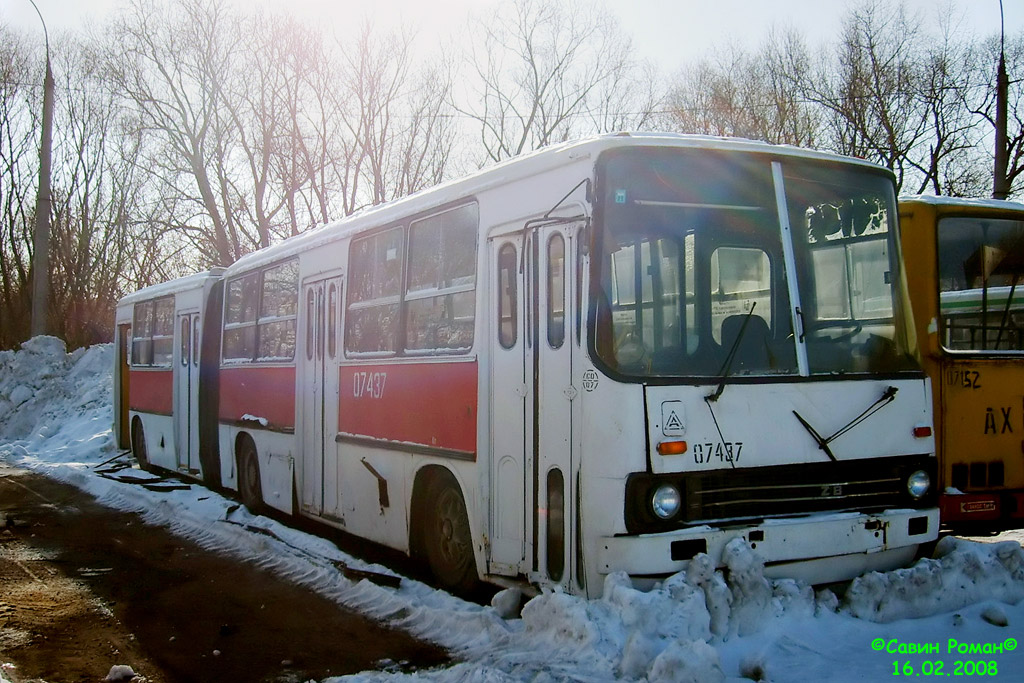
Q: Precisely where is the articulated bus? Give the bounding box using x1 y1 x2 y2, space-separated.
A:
899 196 1024 527
115 133 938 596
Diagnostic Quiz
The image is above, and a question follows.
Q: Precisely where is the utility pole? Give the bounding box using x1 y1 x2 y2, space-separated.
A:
29 0 54 338
993 0 1010 200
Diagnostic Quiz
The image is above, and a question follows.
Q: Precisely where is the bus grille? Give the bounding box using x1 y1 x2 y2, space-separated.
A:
624 455 935 534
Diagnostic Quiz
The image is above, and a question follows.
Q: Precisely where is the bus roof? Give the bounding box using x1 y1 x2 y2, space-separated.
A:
117 269 225 307
900 194 1024 214
221 132 892 278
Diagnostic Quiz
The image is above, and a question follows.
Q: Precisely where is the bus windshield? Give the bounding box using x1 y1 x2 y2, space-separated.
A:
592 147 919 378
937 214 1024 352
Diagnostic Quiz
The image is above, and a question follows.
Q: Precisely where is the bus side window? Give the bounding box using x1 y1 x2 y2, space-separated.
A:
152 297 175 366
132 301 153 366
328 283 338 358
548 234 565 349
223 273 258 362
193 320 200 366
306 288 315 360
498 243 517 349
258 260 299 361
346 227 404 354
181 317 190 367
406 204 478 352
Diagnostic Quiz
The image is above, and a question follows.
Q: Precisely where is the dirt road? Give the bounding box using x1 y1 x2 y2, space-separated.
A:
0 462 449 682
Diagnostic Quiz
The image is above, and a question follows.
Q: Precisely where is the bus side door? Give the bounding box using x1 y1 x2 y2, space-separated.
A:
300 276 343 519
530 224 580 589
175 311 201 474
488 238 528 573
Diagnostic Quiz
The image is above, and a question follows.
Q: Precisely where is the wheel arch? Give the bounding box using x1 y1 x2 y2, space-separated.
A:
234 431 265 513
409 464 474 559
409 462 482 592
130 415 145 454
233 430 256 469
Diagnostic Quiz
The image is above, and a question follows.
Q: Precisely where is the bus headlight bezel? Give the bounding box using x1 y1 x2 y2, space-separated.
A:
651 483 682 520
906 469 931 500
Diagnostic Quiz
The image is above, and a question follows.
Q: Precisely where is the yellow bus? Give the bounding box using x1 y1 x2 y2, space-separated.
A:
900 196 1024 527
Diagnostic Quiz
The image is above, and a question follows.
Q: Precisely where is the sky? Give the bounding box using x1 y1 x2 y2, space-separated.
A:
2 336 1024 681
1 0 1022 75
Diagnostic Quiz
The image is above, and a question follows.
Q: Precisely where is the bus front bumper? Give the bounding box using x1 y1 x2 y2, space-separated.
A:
598 508 939 586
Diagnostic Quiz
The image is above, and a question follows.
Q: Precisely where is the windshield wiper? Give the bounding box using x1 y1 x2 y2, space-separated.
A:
793 385 898 461
706 302 758 403
702 303 760 470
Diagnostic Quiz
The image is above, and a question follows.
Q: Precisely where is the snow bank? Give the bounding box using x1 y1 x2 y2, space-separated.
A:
0 337 114 460
3 336 1024 682
846 536 1024 622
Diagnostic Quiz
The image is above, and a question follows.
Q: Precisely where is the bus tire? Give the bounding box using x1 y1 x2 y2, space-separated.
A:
423 473 478 594
237 436 264 514
131 418 153 472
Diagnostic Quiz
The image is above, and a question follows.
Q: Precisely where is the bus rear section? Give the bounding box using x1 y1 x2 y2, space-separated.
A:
114 270 224 484
900 196 1024 527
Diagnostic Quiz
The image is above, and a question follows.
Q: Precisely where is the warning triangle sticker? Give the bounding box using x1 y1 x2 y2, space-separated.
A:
665 410 683 431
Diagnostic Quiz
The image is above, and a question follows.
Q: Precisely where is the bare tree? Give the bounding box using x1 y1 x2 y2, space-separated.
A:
46 38 154 346
460 0 649 163
106 0 247 267
665 32 819 146
330 21 458 208
799 1 930 191
0 27 37 347
907 17 989 196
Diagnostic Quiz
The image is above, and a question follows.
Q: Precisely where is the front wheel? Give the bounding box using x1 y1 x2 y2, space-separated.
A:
237 437 264 514
423 475 478 594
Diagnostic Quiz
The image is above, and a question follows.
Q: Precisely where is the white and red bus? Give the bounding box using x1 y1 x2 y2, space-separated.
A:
116 133 939 596
114 270 224 483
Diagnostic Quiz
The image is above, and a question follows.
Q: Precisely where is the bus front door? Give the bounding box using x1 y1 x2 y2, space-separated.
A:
488 237 528 575
530 224 580 589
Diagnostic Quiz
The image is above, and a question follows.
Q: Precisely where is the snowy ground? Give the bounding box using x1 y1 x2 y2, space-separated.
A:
1 337 1023 682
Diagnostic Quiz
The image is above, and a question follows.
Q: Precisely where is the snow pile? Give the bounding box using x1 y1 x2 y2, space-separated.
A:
504 543 815 682
0 336 114 460
3 336 1024 682
846 536 1024 622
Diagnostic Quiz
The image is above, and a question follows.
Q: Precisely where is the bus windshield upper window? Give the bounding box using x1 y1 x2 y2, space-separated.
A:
593 147 918 379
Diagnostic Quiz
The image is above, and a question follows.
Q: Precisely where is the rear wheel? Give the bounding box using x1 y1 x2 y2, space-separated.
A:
422 474 478 593
131 419 153 472
237 437 264 514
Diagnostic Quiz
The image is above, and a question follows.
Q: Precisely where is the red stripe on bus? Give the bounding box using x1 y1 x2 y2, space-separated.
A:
129 368 173 415
339 362 477 457
219 365 297 430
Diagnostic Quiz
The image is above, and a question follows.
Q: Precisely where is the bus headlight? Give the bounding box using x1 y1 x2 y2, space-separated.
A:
906 470 931 500
651 484 682 520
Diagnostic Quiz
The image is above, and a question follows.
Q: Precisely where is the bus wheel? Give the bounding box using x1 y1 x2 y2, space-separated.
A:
131 419 153 472
237 437 264 514
423 474 478 593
